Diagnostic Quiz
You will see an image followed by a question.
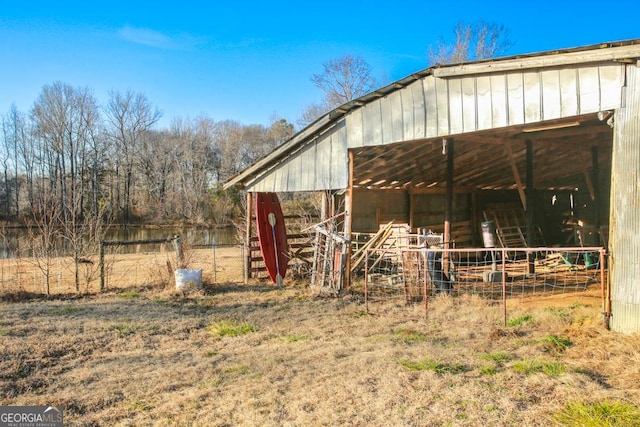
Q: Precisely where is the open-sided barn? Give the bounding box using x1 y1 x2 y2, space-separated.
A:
225 40 640 334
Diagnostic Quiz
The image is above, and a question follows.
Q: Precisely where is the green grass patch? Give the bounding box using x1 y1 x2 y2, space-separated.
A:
399 358 469 374
512 358 567 377
0 328 10 337
479 365 497 376
124 398 153 412
479 351 512 364
117 291 140 299
282 333 310 343
554 400 640 426
111 322 140 337
393 328 428 344
540 334 573 353
506 314 533 327
207 320 256 338
48 306 86 316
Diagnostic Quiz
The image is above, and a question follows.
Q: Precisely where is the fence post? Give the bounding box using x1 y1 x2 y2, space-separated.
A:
502 248 507 326
99 241 105 292
173 235 184 267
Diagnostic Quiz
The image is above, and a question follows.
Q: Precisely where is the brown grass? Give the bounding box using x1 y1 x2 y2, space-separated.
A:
1 249 639 426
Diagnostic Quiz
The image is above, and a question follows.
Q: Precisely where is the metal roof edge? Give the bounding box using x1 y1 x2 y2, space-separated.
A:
223 113 335 190
432 39 640 78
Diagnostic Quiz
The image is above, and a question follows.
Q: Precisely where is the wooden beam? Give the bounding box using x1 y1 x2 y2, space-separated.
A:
444 138 454 274
504 141 527 210
526 140 535 273
343 150 354 291
245 191 253 284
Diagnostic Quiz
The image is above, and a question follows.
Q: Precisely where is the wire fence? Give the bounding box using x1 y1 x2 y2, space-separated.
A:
0 242 246 296
357 246 606 323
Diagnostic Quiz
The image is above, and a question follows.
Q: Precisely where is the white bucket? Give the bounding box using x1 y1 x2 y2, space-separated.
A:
174 269 203 291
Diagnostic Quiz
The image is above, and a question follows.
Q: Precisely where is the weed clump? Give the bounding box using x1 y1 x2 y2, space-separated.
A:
207 320 255 338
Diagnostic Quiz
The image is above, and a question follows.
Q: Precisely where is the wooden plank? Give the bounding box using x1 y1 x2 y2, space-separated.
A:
504 141 526 209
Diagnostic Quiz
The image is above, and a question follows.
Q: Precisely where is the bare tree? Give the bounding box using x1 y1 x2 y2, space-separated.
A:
311 54 378 109
104 90 161 223
427 21 513 65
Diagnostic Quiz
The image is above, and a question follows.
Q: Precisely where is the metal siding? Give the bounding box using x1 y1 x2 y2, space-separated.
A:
448 78 464 134
491 74 508 128
559 68 579 116
461 77 477 132
523 71 542 123
476 75 492 130
329 122 348 189
389 90 404 143
412 80 426 139
435 77 450 135
363 102 383 146
578 66 600 113
609 64 640 334
316 134 332 189
380 96 393 144
282 146 308 191
424 76 438 137
346 108 364 148
401 84 415 140
600 64 625 110
298 140 316 191
541 69 562 120
507 73 525 126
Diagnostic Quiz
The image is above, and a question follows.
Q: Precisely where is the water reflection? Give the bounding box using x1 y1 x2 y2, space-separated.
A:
0 226 239 259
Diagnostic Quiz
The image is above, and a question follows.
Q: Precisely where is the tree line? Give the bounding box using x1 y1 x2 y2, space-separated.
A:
0 83 297 227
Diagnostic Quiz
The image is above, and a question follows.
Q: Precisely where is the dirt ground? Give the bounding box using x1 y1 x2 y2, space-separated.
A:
1 249 639 426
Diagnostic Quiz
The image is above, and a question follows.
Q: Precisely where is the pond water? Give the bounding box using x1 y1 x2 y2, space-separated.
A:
0 226 239 259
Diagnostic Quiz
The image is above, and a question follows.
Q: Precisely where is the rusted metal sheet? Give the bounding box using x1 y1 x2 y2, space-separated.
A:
609 64 640 333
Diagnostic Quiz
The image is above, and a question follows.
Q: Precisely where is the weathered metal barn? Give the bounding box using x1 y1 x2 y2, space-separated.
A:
225 40 640 334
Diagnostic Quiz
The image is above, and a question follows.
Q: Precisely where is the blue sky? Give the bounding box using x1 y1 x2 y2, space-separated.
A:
1 1 639 129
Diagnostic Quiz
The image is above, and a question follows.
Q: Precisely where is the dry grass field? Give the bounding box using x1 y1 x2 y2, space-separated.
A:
1 248 640 426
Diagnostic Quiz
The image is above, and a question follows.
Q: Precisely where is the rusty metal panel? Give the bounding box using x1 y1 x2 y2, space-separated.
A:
448 78 464 134
362 102 382 146
424 76 438 137
401 84 415 140
461 77 477 132
389 90 404 143
476 75 492 130
541 69 561 119
609 63 640 334
491 75 508 128
507 73 525 126
435 77 450 135
346 107 364 148
523 71 542 123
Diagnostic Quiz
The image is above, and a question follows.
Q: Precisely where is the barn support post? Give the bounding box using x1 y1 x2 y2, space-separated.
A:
591 146 601 231
443 138 454 274
525 140 535 274
343 150 354 291
245 191 253 284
